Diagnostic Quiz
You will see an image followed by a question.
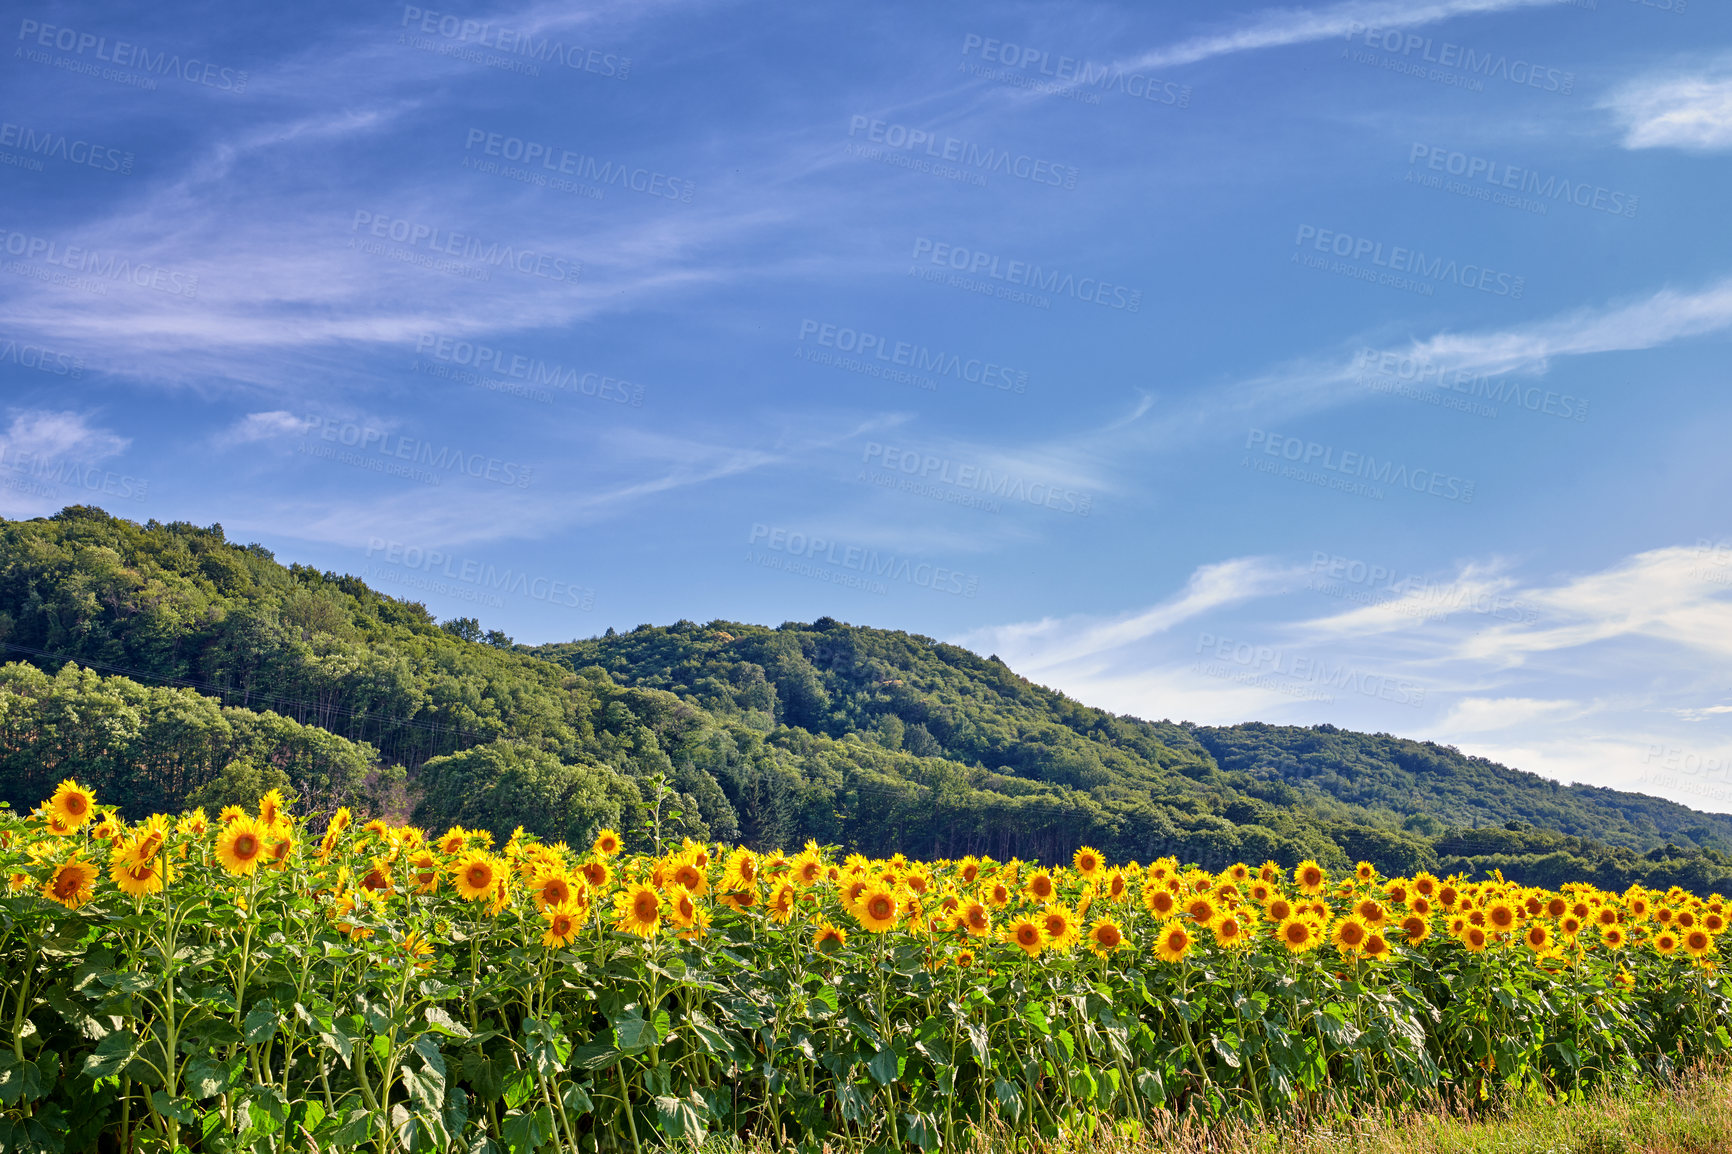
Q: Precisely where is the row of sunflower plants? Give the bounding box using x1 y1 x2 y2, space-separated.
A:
2 779 1730 1153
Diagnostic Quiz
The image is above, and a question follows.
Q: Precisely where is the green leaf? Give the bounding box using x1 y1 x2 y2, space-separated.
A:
613 1014 657 1054
993 1077 1022 1123
1209 1032 1243 1069
654 1091 707 1142
868 1046 901 1085
461 1051 506 1101
425 1006 472 1039
81 1030 138 1081
965 1020 990 1068
501 1105 554 1154
184 1055 243 1100
402 1038 447 1114
243 1005 279 1044
503 1070 536 1111
561 1080 594 1117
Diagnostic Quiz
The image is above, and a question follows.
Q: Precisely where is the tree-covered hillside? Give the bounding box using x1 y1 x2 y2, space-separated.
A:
3 507 1730 892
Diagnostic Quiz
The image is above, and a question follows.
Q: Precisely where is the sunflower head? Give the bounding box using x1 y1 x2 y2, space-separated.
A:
1007 916 1045 957
541 903 583 949
1295 860 1327 894
42 857 99 908
591 828 622 857
813 920 848 954
1072 846 1104 880
856 887 901 933
1278 916 1320 953
454 852 500 901
44 780 97 835
216 817 269 877
1153 920 1193 963
1040 904 1079 952
1086 917 1125 958
613 883 662 938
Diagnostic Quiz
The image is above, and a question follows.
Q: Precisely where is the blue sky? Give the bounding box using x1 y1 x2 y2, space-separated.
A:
5 0 1732 812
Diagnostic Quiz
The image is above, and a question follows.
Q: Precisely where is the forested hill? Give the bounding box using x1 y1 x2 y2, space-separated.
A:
3 506 1730 893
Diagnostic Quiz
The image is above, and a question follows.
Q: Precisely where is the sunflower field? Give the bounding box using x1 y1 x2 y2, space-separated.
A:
2 781 1730 1154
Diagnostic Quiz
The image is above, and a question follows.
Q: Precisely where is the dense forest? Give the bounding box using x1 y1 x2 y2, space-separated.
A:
3 506 1730 893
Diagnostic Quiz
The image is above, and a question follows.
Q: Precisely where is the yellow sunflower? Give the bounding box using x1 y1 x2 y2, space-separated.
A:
1152 920 1194 963
1072 846 1105 881
813 920 848 954
1039 904 1080 953
591 828 622 857
1331 916 1371 956
530 869 578 913
1294 860 1327 895
110 855 167 898
46 779 98 833
215 817 269 877
1653 929 1680 957
1682 928 1714 959
1086 916 1126 958
1361 929 1393 962
1024 870 1056 902
856 887 901 933
613 883 662 937
1277 916 1322 954
1399 914 1430 945
768 883 798 924
961 901 991 937
41 857 99 908
453 852 502 902
1212 910 1254 949
1523 923 1553 954
541 903 583 949
257 788 285 825
1006 915 1045 957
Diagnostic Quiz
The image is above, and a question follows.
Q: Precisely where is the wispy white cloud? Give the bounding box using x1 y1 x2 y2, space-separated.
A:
1121 0 1570 73
1603 68 1732 152
956 543 1732 811
1230 276 1732 425
956 556 1297 677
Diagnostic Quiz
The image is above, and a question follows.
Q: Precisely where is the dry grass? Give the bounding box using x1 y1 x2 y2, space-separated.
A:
1036 1066 1732 1154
